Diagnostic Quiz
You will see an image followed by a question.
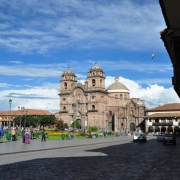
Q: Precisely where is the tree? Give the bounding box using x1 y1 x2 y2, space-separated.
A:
71 120 81 129
56 119 68 130
13 115 38 127
38 115 56 127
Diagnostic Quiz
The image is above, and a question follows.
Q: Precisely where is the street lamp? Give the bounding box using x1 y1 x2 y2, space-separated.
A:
72 103 76 140
24 110 28 128
84 92 91 130
18 107 25 128
8 99 12 132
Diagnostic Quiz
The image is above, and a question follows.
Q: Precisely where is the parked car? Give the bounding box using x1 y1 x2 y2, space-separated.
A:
163 133 176 145
133 133 147 142
157 133 164 142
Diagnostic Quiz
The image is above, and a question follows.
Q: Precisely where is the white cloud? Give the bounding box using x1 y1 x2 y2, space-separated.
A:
105 76 179 109
0 76 179 113
0 0 166 54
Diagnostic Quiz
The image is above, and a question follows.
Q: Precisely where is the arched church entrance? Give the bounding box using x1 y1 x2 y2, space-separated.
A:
112 115 115 131
76 119 81 129
130 123 135 132
108 122 112 131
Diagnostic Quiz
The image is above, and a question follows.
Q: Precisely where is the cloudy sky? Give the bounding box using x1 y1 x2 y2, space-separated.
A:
0 0 179 113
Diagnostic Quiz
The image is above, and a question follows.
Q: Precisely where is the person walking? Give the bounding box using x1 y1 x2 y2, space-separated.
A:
11 128 16 141
25 129 30 144
22 128 25 143
41 129 46 142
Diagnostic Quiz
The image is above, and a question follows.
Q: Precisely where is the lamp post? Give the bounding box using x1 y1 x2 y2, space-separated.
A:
24 110 28 128
18 107 25 128
84 93 91 131
72 103 76 140
8 99 12 132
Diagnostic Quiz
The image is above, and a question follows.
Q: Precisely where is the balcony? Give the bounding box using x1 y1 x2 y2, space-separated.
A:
152 122 173 126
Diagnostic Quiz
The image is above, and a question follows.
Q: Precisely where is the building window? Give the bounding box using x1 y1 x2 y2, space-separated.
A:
149 119 151 122
63 106 66 111
78 102 80 109
115 94 118 98
63 98 66 101
92 79 96 86
120 94 123 99
92 105 95 110
92 96 95 99
64 82 67 89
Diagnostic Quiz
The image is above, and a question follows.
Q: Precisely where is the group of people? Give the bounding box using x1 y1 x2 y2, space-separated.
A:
21 127 46 144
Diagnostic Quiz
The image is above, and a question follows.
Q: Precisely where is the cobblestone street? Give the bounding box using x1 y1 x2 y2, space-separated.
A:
0 136 180 180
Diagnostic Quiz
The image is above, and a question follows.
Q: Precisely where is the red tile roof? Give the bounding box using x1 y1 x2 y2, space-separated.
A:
147 103 180 112
145 112 180 118
0 109 52 116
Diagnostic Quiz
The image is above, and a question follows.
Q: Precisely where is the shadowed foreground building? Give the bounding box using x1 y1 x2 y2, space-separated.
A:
58 63 147 132
145 103 180 134
159 0 180 97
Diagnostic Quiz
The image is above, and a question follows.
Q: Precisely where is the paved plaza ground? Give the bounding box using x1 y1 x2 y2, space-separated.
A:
0 135 180 180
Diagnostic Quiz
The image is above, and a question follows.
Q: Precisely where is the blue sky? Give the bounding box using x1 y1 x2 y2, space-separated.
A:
0 0 179 113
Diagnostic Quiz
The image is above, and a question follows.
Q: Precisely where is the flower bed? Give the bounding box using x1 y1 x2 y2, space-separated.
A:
47 132 81 136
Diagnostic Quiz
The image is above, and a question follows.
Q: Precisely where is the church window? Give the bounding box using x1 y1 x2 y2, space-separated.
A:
100 79 102 86
63 106 66 111
120 94 123 99
64 82 67 89
63 98 66 101
92 105 95 110
92 79 96 86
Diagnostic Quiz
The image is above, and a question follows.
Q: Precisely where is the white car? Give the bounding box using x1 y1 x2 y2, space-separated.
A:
133 133 147 142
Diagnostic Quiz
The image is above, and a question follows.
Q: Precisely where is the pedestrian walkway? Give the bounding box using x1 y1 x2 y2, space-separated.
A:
0 136 134 155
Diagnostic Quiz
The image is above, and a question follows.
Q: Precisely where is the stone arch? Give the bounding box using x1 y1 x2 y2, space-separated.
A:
77 119 81 129
167 126 173 133
174 126 180 134
148 126 153 132
155 126 160 132
161 126 166 133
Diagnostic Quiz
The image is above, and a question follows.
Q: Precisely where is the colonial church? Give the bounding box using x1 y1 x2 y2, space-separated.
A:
59 63 147 133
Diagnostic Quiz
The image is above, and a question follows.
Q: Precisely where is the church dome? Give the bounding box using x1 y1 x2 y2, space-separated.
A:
89 62 104 73
61 66 76 77
107 77 129 92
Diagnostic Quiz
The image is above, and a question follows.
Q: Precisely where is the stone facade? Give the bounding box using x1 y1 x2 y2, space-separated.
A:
59 63 146 132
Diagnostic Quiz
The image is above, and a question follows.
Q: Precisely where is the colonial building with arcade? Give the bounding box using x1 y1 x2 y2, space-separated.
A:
58 63 147 133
